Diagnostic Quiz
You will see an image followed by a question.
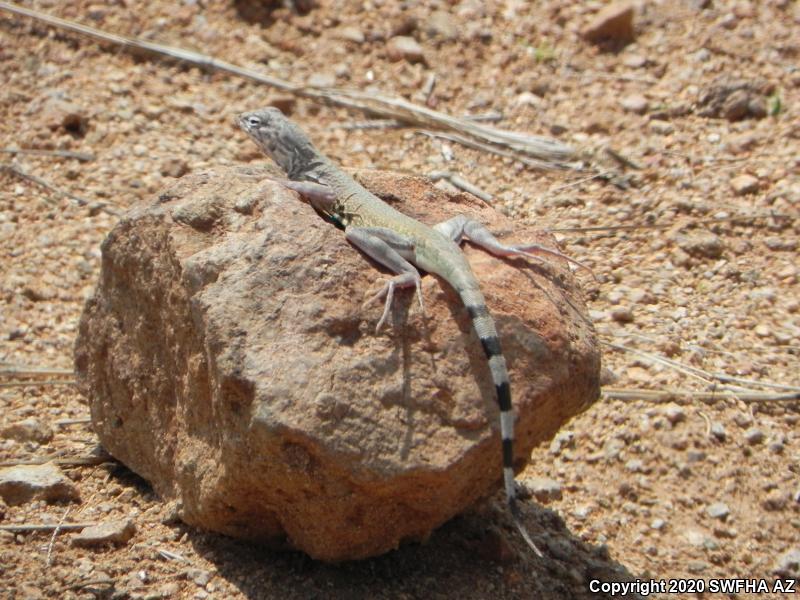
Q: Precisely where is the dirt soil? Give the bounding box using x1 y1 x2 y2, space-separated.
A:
1 1 798 599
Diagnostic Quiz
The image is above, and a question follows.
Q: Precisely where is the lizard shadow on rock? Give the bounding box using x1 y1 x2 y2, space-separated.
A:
179 500 645 600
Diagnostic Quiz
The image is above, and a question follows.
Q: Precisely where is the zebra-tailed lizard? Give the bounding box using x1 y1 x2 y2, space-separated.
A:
237 107 590 556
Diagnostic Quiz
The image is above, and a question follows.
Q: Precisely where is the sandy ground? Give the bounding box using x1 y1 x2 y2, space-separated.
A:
1 1 798 598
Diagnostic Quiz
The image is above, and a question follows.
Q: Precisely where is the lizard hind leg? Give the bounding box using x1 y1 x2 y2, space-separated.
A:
345 227 425 332
436 215 595 279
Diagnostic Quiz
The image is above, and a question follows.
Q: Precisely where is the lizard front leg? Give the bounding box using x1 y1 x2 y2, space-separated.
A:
434 215 594 278
345 227 425 332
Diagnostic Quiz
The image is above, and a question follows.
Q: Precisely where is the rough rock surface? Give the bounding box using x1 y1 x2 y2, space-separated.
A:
581 2 635 43
0 462 80 506
71 519 136 547
74 166 599 561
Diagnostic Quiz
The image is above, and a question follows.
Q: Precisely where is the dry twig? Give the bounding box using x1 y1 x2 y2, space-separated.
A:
1 163 119 216
605 341 800 393
45 506 70 566
428 170 493 203
54 417 92 426
0 380 75 388
0 522 95 532
549 211 794 234
602 387 800 403
0 1 576 169
0 364 74 376
0 454 114 468
1 148 94 161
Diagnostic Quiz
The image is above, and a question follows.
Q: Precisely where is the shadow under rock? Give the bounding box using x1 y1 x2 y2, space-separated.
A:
184 500 645 600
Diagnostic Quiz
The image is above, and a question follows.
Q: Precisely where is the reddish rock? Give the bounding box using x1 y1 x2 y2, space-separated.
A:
386 36 426 63
74 167 599 561
71 519 136 547
582 2 635 43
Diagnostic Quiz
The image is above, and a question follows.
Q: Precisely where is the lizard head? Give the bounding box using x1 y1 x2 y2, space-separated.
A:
236 107 315 177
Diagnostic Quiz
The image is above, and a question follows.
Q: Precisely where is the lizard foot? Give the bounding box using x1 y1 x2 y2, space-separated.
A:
364 273 424 333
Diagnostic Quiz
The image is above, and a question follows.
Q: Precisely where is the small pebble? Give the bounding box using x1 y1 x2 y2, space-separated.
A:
582 1 635 43
386 36 426 64
610 306 634 323
620 94 648 114
663 403 686 425
688 560 708 574
744 428 765 445
773 548 800 578
730 174 759 195
710 422 727 441
0 418 54 444
71 519 136 547
523 477 563 502
706 502 730 520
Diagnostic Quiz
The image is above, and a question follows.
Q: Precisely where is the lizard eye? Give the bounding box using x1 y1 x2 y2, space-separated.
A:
246 116 261 128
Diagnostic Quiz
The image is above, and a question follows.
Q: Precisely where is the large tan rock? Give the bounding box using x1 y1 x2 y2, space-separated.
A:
74 166 599 561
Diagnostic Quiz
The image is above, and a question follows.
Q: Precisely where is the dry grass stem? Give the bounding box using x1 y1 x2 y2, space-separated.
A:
602 387 800 403
1 148 94 161
0 522 96 532
1 163 119 216
0 1 577 169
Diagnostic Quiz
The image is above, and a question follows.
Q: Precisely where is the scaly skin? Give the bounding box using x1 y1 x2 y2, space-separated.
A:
237 107 544 556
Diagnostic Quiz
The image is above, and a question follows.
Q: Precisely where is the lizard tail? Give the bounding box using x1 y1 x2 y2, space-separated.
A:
459 287 544 558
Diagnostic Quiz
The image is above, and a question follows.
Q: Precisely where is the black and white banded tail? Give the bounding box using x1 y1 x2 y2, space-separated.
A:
460 285 543 557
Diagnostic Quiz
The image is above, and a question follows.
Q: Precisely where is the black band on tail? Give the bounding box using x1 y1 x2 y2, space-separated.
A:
495 381 511 411
479 335 502 358
502 437 514 468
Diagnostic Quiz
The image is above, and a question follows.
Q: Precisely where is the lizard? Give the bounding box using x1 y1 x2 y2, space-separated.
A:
236 107 590 556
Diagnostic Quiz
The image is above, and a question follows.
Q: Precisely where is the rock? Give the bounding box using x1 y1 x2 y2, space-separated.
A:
0 418 54 444
74 166 600 562
687 560 708 574
683 528 705 546
744 428 765 445
619 94 648 114
424 11 459 41
333 26 364 44
38 96 90 135
160 158 190 179
523 477 562 502
71 519 136 547
609 306 633 323
622 53 647 68
697 77 772 120
386 36 426 64
549 430 575 455
624 459 644 473
187 568 212 587
650 518 666 530
706 502 730 520
773 548 800 578
730 174 759 196
720 89 751 120
673 231 725 259
0 462 80 505
609 306 634 323
581 2 635 43
764 236 798 251
761 490 789 511
662 403 686 425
